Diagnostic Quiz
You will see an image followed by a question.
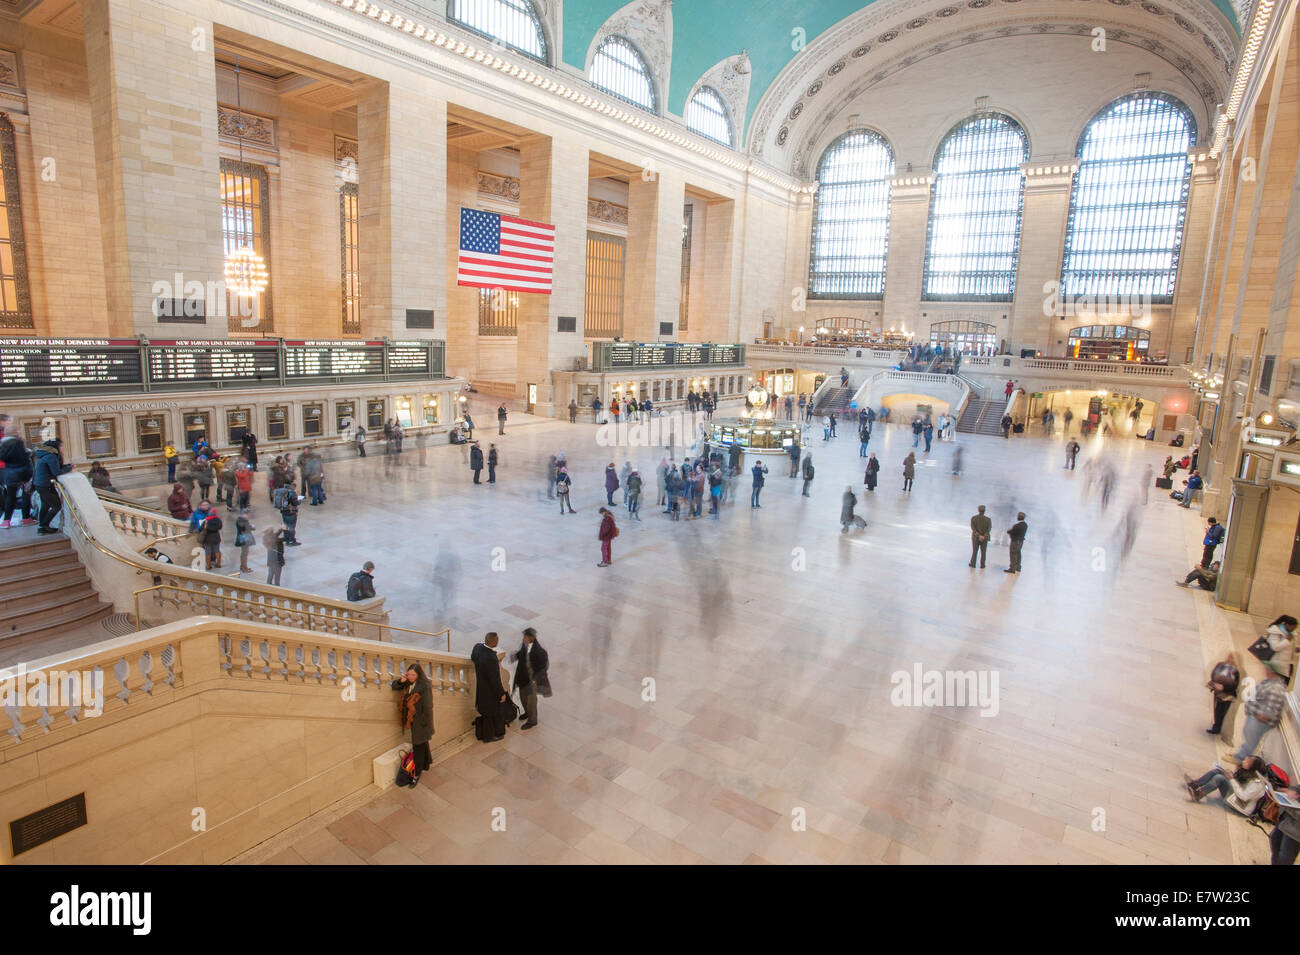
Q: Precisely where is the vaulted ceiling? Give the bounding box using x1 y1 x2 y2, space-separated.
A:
562 0 1242 151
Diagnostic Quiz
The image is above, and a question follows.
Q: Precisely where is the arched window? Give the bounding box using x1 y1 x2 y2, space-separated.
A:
808 130 895 299
685 86 733 146
448 0 547 62
1060 93 1195 306
590 36 656 113
0 115 32 329
923 112 1029 301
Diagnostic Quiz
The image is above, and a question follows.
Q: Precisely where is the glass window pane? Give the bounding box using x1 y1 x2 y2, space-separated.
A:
808 130 895 300
448 0 547 62
922 113 1029 302
685 86 733 147
1060 93 1195 307
590 36 656 113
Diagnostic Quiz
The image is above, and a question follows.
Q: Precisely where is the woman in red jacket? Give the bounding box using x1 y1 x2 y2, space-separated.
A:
597 506 617 567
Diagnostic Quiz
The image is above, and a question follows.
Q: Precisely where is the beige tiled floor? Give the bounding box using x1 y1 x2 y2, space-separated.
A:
150 401 1267 864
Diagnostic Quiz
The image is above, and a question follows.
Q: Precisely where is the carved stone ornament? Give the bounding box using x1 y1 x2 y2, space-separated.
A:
218 106 275 148
588 198 629 226
478 171 521 201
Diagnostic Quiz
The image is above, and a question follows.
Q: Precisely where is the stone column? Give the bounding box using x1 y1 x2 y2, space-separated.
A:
1168 155 1219 364
516 135 588 415
1010 163 1074 355
700 197 739 342
444 146 480 378
357 81 446 341
82 0 223 338
881 174 932 334
624 165 685 341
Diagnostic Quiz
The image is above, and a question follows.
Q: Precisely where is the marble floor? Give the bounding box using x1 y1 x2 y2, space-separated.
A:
69 397 1278 864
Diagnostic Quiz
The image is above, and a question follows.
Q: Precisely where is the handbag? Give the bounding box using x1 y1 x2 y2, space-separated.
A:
395 749 413 787
1248 634 1276 662
500 697 519 725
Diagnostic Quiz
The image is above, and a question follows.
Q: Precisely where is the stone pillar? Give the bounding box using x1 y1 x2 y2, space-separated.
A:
357 81 446 340
1010 163 1074 355
82 0 223 337
1169 156 1219 364
444 146 480 378
624 166 685 341
700 197 739 342
881 174 932 334
516 135 588 415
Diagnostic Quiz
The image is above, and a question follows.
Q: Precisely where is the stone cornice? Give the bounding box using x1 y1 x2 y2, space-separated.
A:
276 0 813 199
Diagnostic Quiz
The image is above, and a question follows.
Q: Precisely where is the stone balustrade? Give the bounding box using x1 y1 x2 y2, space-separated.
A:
103 499 192 553
0 617 476 863
56 473 389 637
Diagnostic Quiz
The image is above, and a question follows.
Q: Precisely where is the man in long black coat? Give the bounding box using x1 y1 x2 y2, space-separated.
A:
471 632 508 741
470 442 484 484
511 628 551 730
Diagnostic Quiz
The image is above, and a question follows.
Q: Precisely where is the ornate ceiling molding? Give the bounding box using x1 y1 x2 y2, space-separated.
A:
786 20 1225 177
585 0 674 112
748 0 1237 167
690 51 751 137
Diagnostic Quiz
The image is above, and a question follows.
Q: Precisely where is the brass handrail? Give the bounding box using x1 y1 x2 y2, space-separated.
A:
138 531 196 554
132 584 451 652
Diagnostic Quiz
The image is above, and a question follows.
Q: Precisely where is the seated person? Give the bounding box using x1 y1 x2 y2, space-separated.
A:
1183 756 1268 815
448 425 466 445
1174 470 1203 505
143 545 173 586
1143 427 1155 440
1170 432 1186 447
1176 560 1220 590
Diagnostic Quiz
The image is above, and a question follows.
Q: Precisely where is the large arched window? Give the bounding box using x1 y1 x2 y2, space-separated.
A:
448 0 547 62
685 86 733 146
922 112 1029 301
1060 93 1195 305
808 130 895 299
590 35 657 113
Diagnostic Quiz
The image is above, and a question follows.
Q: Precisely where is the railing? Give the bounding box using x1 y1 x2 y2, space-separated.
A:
0 616 478 864
133 585 450 649
103 498 193 554
54 474 390 638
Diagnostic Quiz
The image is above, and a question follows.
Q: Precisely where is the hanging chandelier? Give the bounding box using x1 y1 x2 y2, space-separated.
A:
225 247 269 296
224 54 268 298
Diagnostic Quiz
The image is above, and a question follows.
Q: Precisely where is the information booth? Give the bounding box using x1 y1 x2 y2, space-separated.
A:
708 417 802 456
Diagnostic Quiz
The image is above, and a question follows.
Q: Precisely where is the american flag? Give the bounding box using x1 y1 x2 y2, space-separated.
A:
457 208 555 294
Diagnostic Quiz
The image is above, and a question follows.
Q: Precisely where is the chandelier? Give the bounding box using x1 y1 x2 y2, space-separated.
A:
225 247 269 296
224 54 268 298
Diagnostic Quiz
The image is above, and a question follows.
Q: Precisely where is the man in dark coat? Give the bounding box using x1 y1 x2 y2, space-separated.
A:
471 632 509 742
1006 512 1028 574
511 627 551 730
470 442 484 484
970 504 992 569
241 431 259 470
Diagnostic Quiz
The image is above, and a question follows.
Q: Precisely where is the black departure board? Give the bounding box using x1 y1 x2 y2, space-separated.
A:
285 341 385 378
0 339 142 387
387 341 432 375
148 340 279 383
598 341 745 369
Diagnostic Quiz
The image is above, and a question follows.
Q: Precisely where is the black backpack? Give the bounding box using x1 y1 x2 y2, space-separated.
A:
346 571 366 601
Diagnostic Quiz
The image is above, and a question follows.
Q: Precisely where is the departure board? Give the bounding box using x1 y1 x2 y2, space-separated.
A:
284 341 385 378
148 340 279 383
597 341 745 369
0 339 142 387
706 344 742 365
387 341 432 375
606 343 635 367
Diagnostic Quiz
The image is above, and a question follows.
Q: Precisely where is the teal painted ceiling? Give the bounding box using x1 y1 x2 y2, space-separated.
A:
561 0 1240 135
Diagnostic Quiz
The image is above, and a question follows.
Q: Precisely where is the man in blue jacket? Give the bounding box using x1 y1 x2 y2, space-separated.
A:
1179 470 1204 508
32 438 73 534
1201 517 1225 567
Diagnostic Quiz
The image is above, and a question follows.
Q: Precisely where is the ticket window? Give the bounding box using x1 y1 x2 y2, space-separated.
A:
23 419 56 446
226 408 250 446
422 395 439 425
135 415 165 454
367 400 385 430
267 407 288 441
184 413 211 451
83 419 117 459
652 381 661 402
336 402 356 434
303 404 323 439
395 397 414 428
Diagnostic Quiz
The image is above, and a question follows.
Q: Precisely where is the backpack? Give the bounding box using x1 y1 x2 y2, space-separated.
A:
273 486 294 510
346 571 367 601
